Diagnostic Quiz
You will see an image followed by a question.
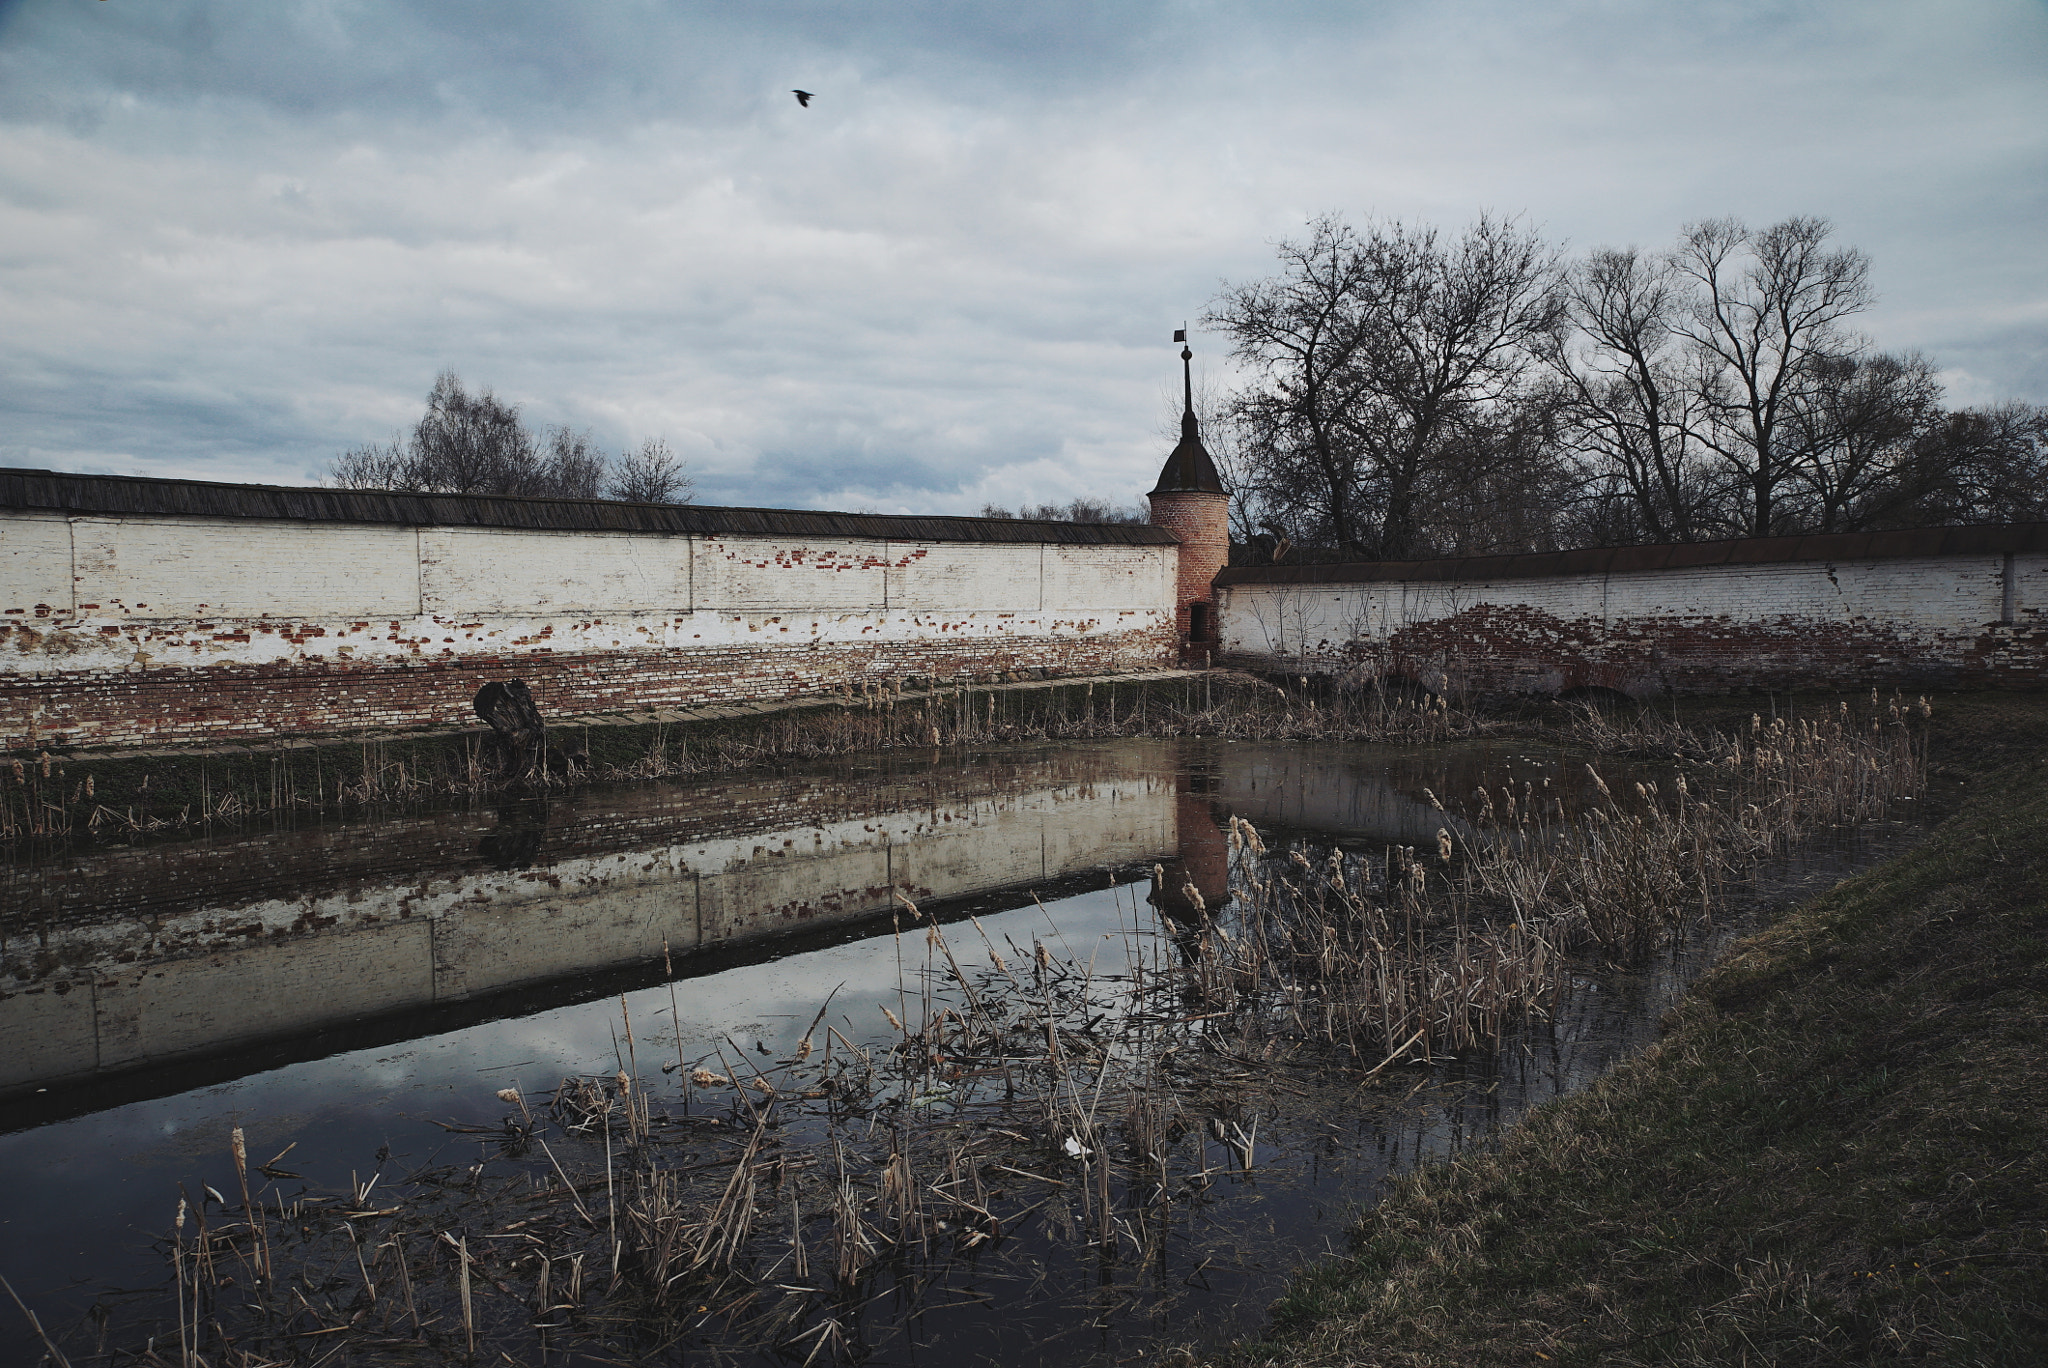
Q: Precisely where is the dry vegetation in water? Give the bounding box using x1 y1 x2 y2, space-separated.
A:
15 697 1943 1366
1212 693 2048 1368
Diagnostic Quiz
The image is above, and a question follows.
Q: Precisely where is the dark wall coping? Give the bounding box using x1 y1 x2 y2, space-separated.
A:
1215 523 2048 588
0 468 1178 548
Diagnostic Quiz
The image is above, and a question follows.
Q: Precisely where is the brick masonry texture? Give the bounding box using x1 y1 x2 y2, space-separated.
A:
2 508 1178 750
1147 490 1229 647
14 488 2048 749
1 633 1178 751
1217 554 2048 695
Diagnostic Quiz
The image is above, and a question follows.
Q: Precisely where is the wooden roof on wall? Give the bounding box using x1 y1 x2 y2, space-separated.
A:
1216 523 2048 587
0 468 1178 547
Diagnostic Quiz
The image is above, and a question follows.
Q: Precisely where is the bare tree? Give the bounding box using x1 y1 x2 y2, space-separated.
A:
329 439 409 491
1784 351 1944 531
329 372 691 503
1208 213 1564 559
537 425 608 499
606 438 694 504
408 371 539 494
1671 217 1875 536
1903 402 2048 525
978 498 1147 524
1205 216 1380 555
1547 247 1725 542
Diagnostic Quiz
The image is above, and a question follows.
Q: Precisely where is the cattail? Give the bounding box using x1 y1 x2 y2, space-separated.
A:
615 1070 631 1095
1423 787 1443 810
1436 828 1453 863
1585 764 1611 799
496 1088 521 1106
1181 882 1206 912
689 1068 728 1088
881 1005 905 1032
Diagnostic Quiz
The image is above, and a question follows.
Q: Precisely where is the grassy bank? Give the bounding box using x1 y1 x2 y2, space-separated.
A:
1211 695 2048 1366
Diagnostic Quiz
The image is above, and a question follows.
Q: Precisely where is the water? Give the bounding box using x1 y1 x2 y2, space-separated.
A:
0 737 1912 1366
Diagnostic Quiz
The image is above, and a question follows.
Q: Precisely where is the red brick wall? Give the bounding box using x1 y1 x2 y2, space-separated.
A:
1 630 1177 752
1373 604 2048 696
1148 491 1229 659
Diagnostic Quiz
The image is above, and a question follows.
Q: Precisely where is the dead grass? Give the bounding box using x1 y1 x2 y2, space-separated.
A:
1212 693 2048 1367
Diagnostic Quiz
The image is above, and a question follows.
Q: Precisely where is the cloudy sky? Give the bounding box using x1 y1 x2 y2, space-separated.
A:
1 0 2042 513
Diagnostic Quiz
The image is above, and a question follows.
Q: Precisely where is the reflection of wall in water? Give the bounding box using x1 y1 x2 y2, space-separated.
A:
0 749 1181 1093
1214 743 1470 845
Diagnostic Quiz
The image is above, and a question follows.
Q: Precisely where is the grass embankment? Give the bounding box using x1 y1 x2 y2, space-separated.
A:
1216 694 2048 1367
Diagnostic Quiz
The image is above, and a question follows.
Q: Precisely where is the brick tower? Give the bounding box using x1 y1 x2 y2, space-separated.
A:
1148 332 1229 664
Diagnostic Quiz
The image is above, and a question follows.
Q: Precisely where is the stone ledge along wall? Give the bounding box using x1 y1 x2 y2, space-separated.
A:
0 470 1181 752
1215 524 2048 697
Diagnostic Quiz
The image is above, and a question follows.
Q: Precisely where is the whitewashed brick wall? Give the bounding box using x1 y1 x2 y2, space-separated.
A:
1219 553 2048 695
1 511 1175 678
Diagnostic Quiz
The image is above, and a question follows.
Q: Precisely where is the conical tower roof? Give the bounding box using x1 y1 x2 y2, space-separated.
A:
1151 337 1224 495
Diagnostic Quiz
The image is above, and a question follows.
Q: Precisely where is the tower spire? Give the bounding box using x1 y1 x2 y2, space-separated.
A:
1152 328 1223 495
1181 329 1194 416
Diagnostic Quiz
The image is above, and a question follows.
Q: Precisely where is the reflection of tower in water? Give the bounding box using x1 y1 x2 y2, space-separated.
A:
1149 759 1231 926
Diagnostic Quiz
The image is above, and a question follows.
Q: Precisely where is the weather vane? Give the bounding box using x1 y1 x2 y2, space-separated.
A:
1174 326 1193 410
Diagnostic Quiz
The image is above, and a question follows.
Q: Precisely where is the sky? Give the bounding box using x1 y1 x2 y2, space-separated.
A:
1 0 2043 514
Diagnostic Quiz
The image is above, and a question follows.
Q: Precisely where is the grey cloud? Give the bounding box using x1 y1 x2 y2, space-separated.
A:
0 0 2042 514
0 0 1194 132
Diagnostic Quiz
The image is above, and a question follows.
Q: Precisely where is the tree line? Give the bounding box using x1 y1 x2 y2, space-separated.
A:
977 498 1149 524
1206 214 2046 562
329 372 693 504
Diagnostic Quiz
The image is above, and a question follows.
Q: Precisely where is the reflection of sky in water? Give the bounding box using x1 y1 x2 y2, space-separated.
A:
0 884 1148 1320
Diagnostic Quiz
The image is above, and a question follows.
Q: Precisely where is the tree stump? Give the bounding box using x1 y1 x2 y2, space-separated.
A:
474 679 548 784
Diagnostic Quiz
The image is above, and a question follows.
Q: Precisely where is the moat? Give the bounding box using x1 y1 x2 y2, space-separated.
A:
0 735 1915 1366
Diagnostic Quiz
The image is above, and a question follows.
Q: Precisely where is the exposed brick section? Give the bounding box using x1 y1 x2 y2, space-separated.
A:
1218 554 2048 696
1 498 1183 752
0 632 1177 752
1377 605 2048 694
1148 490 1229 660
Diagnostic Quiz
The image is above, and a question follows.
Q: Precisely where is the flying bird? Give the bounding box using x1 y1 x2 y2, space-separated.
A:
791 89 815 107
